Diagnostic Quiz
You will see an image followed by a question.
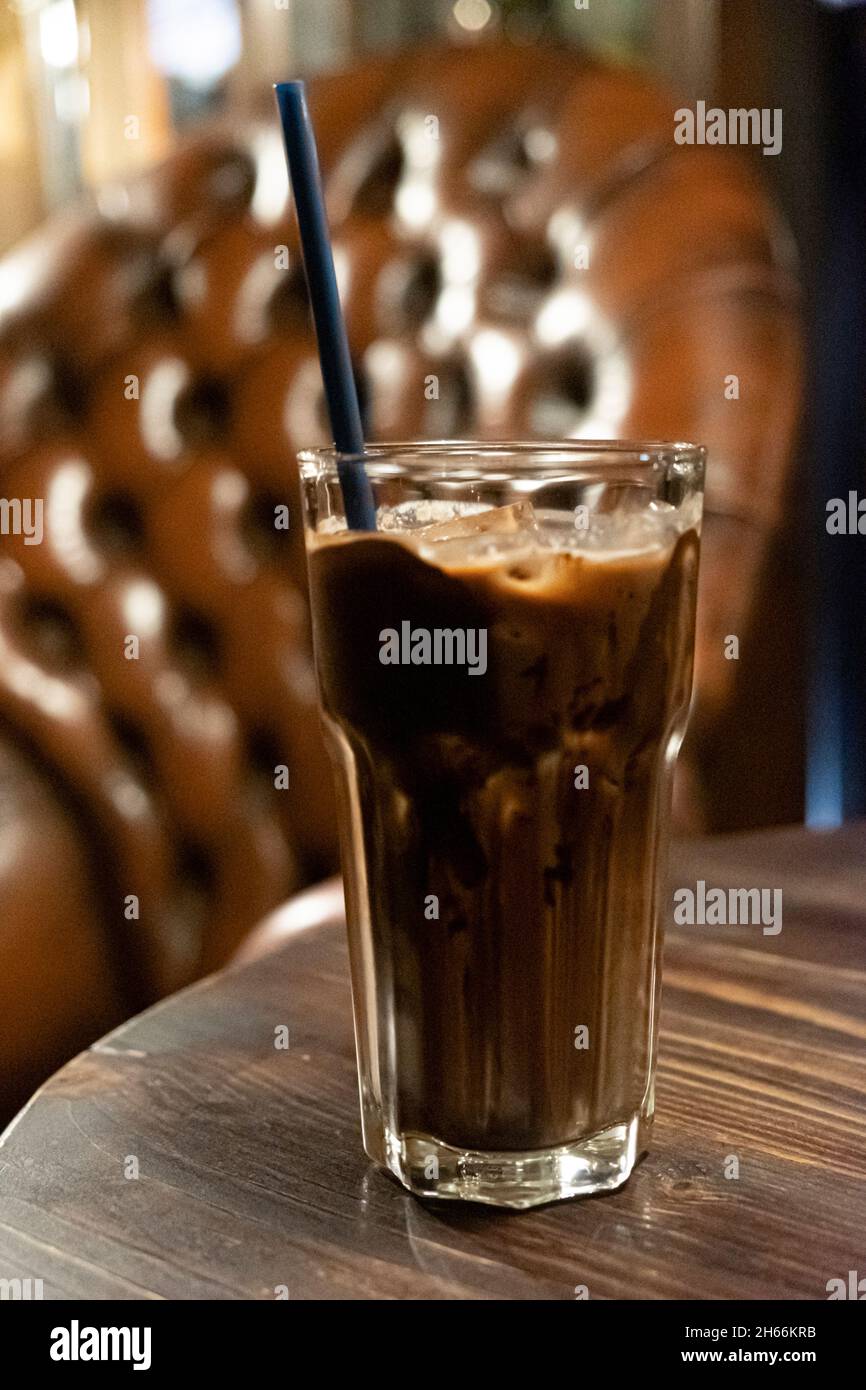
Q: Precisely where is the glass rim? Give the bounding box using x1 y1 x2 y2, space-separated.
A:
298 438 706 480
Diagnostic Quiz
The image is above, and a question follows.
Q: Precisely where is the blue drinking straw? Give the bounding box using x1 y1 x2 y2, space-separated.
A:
274 81 376 531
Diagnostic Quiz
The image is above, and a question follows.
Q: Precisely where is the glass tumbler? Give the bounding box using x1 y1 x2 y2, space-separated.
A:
300 441 704 1208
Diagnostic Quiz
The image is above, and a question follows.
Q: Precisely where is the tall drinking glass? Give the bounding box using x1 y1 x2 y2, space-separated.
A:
300 442 704 1208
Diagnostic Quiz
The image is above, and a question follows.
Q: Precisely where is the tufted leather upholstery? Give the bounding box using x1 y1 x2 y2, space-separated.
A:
0 40 802 1109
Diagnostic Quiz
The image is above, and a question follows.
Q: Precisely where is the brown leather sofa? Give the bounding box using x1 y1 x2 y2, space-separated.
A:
0 40 802 1118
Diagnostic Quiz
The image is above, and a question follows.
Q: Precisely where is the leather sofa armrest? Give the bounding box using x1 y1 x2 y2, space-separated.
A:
0 735 125 1120
232 875 344 964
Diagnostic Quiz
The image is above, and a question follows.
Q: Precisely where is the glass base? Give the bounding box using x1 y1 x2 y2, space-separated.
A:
376 1114 644 1210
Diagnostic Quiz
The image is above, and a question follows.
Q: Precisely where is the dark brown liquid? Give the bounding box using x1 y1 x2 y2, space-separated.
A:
308 524 699 1152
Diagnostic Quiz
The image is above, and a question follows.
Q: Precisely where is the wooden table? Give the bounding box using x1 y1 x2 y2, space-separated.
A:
1 823 864 1301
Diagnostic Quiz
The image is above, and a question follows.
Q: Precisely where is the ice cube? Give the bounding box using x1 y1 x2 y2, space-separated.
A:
378 500 489 531
408 501 542 565
534 499 683 557
411 501 537 544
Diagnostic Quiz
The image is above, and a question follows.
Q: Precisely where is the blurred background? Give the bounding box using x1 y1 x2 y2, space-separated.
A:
1 0 723 256
0 0 864 1115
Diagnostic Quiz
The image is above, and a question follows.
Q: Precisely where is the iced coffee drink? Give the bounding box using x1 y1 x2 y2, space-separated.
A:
301 443 703 1208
